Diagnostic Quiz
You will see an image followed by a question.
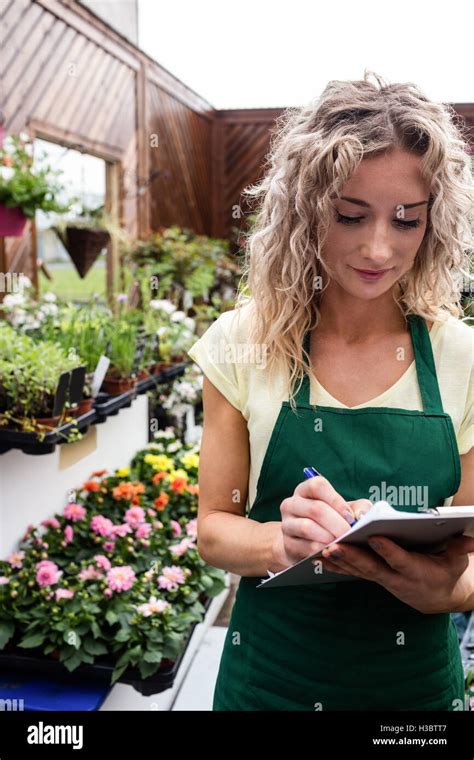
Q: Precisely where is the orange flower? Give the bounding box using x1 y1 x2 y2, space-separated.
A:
83 481 100 492
152 471 168 484
112 481 145 501
187 484 199 495
171 477 187 494
153 492 169 511
90 469 107 478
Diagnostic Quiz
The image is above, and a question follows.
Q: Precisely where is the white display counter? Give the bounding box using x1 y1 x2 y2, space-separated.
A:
0 394 149 557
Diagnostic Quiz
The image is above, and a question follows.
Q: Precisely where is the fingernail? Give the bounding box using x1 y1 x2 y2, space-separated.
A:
343 511 356 525
329 549 343 559
369 540 381 551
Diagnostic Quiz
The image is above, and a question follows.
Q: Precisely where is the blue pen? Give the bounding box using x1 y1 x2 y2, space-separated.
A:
303 466 357 525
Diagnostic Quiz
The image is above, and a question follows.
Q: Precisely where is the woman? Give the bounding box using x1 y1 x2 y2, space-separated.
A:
187 72 474 710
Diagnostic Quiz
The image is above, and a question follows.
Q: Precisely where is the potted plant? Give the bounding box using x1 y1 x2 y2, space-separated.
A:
0 433 226 687
0 133 69 236
101 319 140 395
0 323 84 434
124 226 238 312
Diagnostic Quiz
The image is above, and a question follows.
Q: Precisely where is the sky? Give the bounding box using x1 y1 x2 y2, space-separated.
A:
137 0 474 109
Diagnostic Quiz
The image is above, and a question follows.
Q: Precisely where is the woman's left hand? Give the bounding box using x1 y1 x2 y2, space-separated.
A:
317 534 474 613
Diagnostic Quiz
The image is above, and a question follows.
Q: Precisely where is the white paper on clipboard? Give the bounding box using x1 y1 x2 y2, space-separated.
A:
258 501 474 589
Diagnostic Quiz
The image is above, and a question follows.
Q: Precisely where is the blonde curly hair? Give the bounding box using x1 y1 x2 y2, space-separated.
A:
234 70 473 409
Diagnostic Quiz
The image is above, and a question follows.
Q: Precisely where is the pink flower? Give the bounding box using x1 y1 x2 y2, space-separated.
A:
152 520 163 530
106 566 136 592
91 515 114 537
125 507 145 528
157 565 186 590
64 526 74 544
185 519 198 539
41 518 61 530
111 523 132 538
136 596 170 616
147 508 157 517
0 576 10 585
64 503 86 522
170 520 182 537
170 538 196 557
36 560 62 587
7 550 25 569
78 565 103 581
94 554 111 571
103 541 115 553
135 522 152 539
104 588 113 597
55 588 75 601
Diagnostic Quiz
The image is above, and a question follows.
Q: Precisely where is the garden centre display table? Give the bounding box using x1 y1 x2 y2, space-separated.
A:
0 394 149 557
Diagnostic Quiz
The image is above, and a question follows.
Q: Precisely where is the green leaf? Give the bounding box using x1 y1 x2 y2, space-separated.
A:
114 628 131 643
62 651 83 672
106 610 119 625
18 632 46 649
83 638 108 656
111 662 129 684
144 649 162 664
0 621 15 650
139 660 160 679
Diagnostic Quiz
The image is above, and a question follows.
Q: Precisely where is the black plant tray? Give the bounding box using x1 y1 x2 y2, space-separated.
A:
0 409 97 456
0 597 211 697
92 389 137 422
0 363 190 456
134 362 189 396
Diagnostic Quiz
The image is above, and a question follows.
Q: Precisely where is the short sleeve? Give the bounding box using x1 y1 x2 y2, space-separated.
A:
187 313 242 412
457 365 473 455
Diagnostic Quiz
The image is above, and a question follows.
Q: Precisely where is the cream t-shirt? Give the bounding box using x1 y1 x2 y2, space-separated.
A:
187 303 473 512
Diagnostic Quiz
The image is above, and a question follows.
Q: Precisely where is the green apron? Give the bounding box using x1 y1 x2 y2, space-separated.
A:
213 315 464 710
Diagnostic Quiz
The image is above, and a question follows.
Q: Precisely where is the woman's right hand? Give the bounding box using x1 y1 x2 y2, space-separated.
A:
271 475 372 569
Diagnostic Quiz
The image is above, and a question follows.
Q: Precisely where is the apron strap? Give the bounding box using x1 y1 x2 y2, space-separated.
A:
407 314 445 414
294 315 444 413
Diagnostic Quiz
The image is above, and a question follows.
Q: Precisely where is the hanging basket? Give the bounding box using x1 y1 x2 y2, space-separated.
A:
61 226 110 278
0 203 27 236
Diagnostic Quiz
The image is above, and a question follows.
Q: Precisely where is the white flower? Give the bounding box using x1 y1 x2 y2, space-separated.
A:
170 310 185 322
42 291 57 302
183 317 195 331
2 136 15 154
0 166 14 181
156 326 168 337
40 303 58 316
150 299 176 314
18 274 32 290
19 132 30 143
3 293 25 307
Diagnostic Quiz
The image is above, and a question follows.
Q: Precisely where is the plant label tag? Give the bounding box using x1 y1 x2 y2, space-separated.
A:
91 355 110 397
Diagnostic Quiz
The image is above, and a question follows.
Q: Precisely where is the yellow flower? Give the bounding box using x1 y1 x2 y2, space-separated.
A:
116 466 130 478
180 453 199 470
168 468 188 482
144 453 174 471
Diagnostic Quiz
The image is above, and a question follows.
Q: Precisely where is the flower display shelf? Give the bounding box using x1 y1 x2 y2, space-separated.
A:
0 597 212 697
0 364 190 455
134 362 189 395
92 389 137 423
0 409 97 456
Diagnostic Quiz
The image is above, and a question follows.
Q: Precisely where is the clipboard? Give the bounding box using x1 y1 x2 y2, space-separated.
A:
258 501 474 588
